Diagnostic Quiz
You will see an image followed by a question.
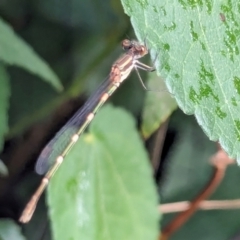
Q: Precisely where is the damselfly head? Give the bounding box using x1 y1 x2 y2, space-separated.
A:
121 39 148 58
122 39 132 50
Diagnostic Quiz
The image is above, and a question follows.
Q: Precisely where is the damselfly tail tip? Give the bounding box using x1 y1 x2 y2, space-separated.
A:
19 201 37 223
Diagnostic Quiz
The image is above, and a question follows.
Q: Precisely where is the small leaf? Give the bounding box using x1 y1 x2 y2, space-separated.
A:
48 105 159 240
141 73 177 138
0 219 26 240
0 160 8 177
0 18 62 91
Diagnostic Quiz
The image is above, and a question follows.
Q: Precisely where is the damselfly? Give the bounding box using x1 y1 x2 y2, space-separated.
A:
19 39 155 223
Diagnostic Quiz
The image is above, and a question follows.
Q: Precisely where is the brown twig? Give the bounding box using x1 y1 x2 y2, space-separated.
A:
159 145 234 240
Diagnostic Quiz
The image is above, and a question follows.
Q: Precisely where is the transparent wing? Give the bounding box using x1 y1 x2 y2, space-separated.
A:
35 76 114 175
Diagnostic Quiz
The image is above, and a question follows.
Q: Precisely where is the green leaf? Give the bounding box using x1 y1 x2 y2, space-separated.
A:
0 219 26 240
48 105 159 240
121 1 240 162
0 18 62 91
0 159 8 177
0 63 10 151
141 73 177 138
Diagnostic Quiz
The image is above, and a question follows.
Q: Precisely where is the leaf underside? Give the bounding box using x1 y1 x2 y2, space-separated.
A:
121 0 240 162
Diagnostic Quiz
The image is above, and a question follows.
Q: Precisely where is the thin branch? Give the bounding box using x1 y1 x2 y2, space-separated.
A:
160 199 240 213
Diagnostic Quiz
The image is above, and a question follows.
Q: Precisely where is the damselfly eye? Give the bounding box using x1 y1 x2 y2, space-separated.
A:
139 46 148 55
135 45 145 54
141 46 147 53
122 39 132 50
